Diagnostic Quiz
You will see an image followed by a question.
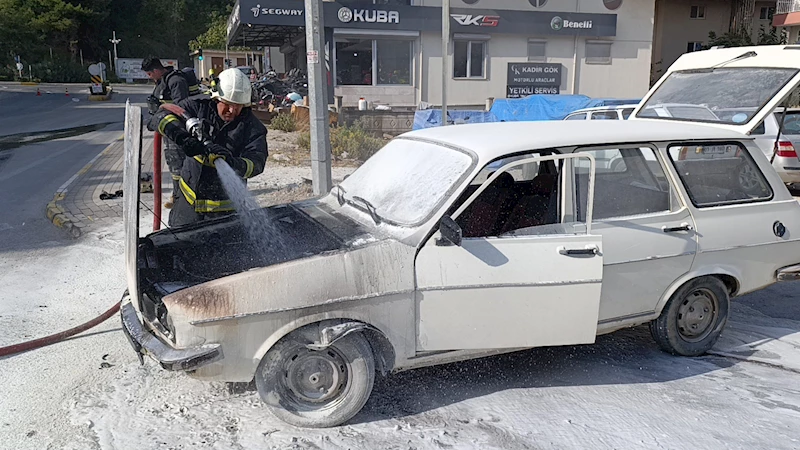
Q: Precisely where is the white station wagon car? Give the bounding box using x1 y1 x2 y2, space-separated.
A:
121 45 800 428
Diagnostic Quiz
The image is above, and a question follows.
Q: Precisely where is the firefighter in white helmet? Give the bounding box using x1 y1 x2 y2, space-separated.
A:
149 68 268 227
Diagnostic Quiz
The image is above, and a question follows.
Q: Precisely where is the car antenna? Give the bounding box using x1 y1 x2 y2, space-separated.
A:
710 50 757 69
770 98 791 164
138 200 182 240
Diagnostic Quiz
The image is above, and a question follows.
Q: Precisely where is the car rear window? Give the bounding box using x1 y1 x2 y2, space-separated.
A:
781 112 800 135
590 111 619 120
667 142 772 207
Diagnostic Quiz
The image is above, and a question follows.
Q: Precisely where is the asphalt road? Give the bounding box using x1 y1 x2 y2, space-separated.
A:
1 84 800 449
0 83 150 252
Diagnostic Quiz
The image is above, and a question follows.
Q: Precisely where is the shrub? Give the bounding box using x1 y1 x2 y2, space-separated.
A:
295 124 385 161
295 131 311 150
270 113 297 132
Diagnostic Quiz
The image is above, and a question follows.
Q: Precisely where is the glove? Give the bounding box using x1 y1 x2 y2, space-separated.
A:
180 137 206 157
206 144 233 166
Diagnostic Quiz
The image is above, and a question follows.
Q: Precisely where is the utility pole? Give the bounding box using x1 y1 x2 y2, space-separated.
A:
305 0 333 195
441 0 450 127
109 31 121 73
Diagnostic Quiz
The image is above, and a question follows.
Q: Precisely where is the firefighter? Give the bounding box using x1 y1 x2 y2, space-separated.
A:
143 57 191 209
149 68 268 227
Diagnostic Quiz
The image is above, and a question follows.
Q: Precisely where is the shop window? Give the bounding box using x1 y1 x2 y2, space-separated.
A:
690 5 706 19
454 40 486 79
528 39 546 63
374 0 412 4
335 38 412 86
687 42 704 53
377 40 412 85
585 40 612 65
760 6 775 20
336 39 373 86
529 0 547 7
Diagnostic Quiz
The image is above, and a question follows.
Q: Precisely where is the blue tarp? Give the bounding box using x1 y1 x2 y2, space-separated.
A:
490 95 641 122
412 95 641 130
413 109 499 130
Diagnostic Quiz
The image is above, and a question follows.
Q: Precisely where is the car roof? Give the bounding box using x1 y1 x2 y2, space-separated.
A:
568 104 639 114
401 120 751 161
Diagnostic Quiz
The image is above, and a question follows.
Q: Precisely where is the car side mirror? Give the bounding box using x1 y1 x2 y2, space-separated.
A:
436 215 462 247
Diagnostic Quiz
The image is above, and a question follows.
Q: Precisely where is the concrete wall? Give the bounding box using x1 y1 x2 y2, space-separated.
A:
652 0 732 81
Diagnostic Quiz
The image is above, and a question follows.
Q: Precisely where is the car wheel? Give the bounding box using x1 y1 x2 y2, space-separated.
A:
737 163 762 194
255 327 375 428
649 276 730 357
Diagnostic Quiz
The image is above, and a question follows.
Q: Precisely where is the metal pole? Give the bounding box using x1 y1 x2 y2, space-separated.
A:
109 51 113 75
305 0 333 195
110 31 121 73
80 49 84 66
441 0 450 126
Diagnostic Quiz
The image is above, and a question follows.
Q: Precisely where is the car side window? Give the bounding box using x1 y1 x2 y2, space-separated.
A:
590 111 618 120
621 108 635 119
752 120 766 135
573 147 673 221
667 142 773 207
450 152 587 238
566 113 587 120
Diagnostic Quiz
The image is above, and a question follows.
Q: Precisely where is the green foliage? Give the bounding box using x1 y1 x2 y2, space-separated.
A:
270 113 297 132
31 58 89 83
706 26 787 49
0 0 234 80
296 123 386 162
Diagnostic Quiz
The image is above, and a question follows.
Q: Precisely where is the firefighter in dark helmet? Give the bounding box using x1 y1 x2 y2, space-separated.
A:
149 68 268 227
142 57 197 209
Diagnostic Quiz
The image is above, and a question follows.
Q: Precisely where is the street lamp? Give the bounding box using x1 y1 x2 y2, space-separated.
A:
109 31 121 73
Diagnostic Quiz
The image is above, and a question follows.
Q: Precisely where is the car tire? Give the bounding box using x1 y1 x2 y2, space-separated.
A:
649 276 730 357
255 327 375 428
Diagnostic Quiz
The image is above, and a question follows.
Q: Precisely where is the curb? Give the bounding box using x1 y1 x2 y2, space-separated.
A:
44 137 122 238
20 81 39 86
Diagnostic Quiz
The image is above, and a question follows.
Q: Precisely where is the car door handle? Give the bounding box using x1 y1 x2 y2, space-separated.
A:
558 245 598 256
662 222 693 233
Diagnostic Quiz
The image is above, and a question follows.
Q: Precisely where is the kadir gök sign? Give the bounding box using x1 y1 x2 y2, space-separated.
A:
507 62 563 98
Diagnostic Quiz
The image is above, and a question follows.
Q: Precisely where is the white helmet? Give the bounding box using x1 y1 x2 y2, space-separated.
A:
211 68 252 106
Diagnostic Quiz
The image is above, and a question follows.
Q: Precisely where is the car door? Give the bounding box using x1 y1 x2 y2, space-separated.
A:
571 145 698 324
415 153 603 352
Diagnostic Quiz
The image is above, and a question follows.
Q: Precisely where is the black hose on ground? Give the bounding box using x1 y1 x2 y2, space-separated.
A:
0 301 121 357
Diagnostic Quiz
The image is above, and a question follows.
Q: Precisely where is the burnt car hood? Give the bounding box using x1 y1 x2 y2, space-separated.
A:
133 199 382 305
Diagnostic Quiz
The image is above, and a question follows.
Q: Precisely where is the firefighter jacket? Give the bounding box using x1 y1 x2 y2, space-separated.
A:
152 67 190 105
150 97 268 214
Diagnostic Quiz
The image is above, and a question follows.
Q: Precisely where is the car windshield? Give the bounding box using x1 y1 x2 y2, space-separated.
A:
637 68 798 124
338 139 474 226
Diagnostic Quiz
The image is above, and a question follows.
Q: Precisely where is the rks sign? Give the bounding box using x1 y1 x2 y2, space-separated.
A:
451 14 499 27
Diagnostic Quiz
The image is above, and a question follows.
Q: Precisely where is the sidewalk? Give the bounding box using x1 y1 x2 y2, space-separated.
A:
45 129 172 237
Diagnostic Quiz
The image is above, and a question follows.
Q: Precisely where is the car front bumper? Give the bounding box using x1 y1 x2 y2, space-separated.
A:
120 294 222 371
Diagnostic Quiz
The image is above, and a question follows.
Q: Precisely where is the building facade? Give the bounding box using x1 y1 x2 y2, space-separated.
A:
224 0 779 107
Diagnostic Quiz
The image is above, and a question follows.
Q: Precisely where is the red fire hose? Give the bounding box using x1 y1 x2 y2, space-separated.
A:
153 132 162 231
0 301 121 357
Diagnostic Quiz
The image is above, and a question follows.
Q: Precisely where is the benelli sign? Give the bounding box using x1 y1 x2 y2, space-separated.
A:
451 14 500 27
337 7 400 24
550 16 593 30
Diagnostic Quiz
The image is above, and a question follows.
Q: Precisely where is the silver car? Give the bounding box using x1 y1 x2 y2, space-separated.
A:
715 107 800 186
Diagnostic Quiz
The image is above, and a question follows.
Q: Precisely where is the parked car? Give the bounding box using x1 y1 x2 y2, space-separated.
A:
121 45 800 428
563 104 639 121
564 104 651 172
712 107 800 187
